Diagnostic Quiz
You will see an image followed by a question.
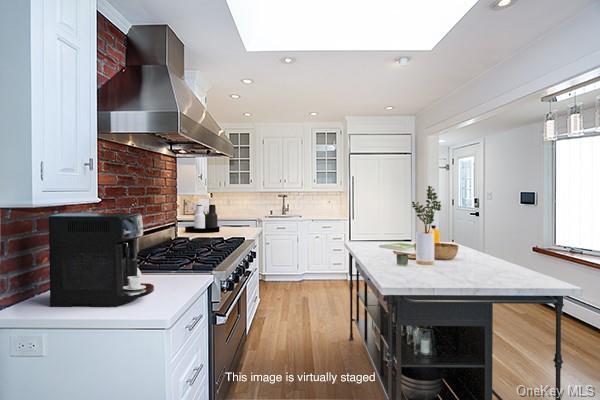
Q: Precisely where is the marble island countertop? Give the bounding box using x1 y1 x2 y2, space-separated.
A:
346 241 580 297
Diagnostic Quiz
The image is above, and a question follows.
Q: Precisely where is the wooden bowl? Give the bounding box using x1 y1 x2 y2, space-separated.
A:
435 242 458 260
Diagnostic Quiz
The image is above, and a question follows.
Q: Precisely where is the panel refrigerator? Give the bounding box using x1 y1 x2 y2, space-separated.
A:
349 136 413 241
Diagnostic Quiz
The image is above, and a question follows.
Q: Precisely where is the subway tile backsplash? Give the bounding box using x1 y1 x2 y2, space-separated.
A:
178 192 347 218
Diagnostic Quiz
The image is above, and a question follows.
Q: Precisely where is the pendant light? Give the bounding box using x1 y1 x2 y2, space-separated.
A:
543 102 557 141
567 94 584 137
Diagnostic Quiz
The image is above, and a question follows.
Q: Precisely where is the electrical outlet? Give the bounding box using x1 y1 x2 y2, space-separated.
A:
10 335 45 357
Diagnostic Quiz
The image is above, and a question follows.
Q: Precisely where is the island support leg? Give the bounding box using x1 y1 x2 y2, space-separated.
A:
349 254 353 341
554 297 563 399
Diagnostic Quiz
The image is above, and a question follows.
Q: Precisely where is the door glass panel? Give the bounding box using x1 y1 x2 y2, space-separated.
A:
317 133 326 145
229 133 239 145
230 160 240 171
327 172 336 184
240 160 250 171
233 147 240 158
317 172 327 184
240 172 250 184
230 173 239 184
316 159 326 171
240 133 250 145
458 156 475 208
239 147 250 158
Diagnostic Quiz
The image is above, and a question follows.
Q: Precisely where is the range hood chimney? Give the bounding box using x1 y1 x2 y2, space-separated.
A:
98 25 233 157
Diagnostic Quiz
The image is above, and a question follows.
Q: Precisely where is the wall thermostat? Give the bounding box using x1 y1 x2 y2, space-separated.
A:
520 192 537 205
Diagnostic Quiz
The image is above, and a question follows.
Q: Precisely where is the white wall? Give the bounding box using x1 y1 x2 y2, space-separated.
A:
465 124 600 327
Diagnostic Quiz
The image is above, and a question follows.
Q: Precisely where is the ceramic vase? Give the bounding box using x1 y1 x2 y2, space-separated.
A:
416 232 435 265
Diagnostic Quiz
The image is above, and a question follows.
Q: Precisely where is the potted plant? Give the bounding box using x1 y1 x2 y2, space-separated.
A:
412 186 442 265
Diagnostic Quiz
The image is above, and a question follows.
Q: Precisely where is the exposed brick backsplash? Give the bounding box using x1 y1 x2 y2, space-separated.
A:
0 13 177 309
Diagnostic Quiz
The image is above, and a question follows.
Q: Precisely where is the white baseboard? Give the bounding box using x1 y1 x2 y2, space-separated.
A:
260 272 348 282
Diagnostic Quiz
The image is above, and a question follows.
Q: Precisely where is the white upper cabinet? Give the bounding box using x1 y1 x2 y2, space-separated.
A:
227 130 255 189
311 129 342 190
177 158 208 195
0 0 98 207
261 137 303 190
0 0 98 206
207 157 228 191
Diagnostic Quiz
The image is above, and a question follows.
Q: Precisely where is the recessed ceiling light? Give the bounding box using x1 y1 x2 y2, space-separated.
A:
491 0 515 9
309 112 318 116
394 56 410 65
243 112 252 117
384 106 394 111
281 56 296 64
241 78 254 84
226 0 478 51
230 94 241 99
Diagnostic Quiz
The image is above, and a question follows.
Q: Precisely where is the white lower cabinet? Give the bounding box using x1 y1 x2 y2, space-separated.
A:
262 220 347 280
0 279 210 400
264 234 299 273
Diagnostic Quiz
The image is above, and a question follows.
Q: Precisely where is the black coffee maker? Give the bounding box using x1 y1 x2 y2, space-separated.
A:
49 213 152 306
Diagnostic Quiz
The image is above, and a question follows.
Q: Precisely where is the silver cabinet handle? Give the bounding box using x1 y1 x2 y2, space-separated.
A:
276 226 285 230
215 281 247 325
333 262 343 266
84 158 94 171
185 314 203 331
322 225 332 229
186 364 204 386
333 248 343 252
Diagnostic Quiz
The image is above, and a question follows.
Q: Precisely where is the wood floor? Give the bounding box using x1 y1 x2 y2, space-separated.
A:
227 281 600 399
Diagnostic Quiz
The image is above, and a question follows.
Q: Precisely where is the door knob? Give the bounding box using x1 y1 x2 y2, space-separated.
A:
469 212 480 217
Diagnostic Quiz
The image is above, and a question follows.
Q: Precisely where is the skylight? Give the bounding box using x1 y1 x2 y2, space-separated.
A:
225 0 478 51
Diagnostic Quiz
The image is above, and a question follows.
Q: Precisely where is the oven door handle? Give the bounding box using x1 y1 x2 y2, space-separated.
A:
215 278 249 326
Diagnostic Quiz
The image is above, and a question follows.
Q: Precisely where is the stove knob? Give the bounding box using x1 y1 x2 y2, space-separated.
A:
243 260 250 270
236 265 245 275
221 279 234 292
251 250 257 259
232 271 241 283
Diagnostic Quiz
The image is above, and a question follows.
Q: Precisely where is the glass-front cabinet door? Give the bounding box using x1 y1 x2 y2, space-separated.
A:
312 129 342 190
227 131 254 188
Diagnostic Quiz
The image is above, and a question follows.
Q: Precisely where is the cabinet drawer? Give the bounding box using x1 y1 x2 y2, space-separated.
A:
171 331 207 400
328 243 346 256
308 221 344 233
170 292 208 360
330 255 346 271
264 222 298 233
327 233 345 243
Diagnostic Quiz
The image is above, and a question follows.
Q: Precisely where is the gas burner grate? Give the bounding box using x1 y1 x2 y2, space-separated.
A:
138 236 246 272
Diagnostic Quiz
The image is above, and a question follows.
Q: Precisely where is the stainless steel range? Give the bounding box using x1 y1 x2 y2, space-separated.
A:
137 224 256 400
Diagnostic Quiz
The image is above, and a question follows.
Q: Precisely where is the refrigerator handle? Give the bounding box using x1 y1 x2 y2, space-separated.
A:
351 176 355 220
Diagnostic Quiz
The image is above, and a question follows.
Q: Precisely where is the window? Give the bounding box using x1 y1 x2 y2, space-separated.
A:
554 135 600 252
228 132 251 185
458 156 475 208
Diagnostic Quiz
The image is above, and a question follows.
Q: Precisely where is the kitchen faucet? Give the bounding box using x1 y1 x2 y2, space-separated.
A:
278 194 290 215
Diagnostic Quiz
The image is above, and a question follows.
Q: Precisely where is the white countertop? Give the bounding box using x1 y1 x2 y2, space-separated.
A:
346 241 580 297
178 226 262 240
177 214 347 221
0 275 213 330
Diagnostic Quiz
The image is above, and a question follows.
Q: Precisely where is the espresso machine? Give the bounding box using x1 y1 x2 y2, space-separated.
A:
49 213 153 306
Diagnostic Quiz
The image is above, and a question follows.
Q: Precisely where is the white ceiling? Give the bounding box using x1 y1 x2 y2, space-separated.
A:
108 0 596 123
439 86 600 147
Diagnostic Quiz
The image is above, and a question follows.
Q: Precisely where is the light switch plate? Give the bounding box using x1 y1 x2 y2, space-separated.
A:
10 335 46 357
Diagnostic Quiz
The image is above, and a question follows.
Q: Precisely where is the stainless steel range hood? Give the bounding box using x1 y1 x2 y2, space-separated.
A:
98 25 233 157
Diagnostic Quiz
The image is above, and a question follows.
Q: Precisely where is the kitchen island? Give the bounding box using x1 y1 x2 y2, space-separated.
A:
345 241 580 400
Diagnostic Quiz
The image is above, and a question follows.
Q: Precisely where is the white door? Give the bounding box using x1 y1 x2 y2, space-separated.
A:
42 0 95 192
264 235 298 273
207 157 227 191
263 138 283 189
307 234 327 272
451 142 484 250
283 137 303 189
350 154 412 240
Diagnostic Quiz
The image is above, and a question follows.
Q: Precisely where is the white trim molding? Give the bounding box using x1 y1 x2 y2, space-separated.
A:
97 0 131 34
